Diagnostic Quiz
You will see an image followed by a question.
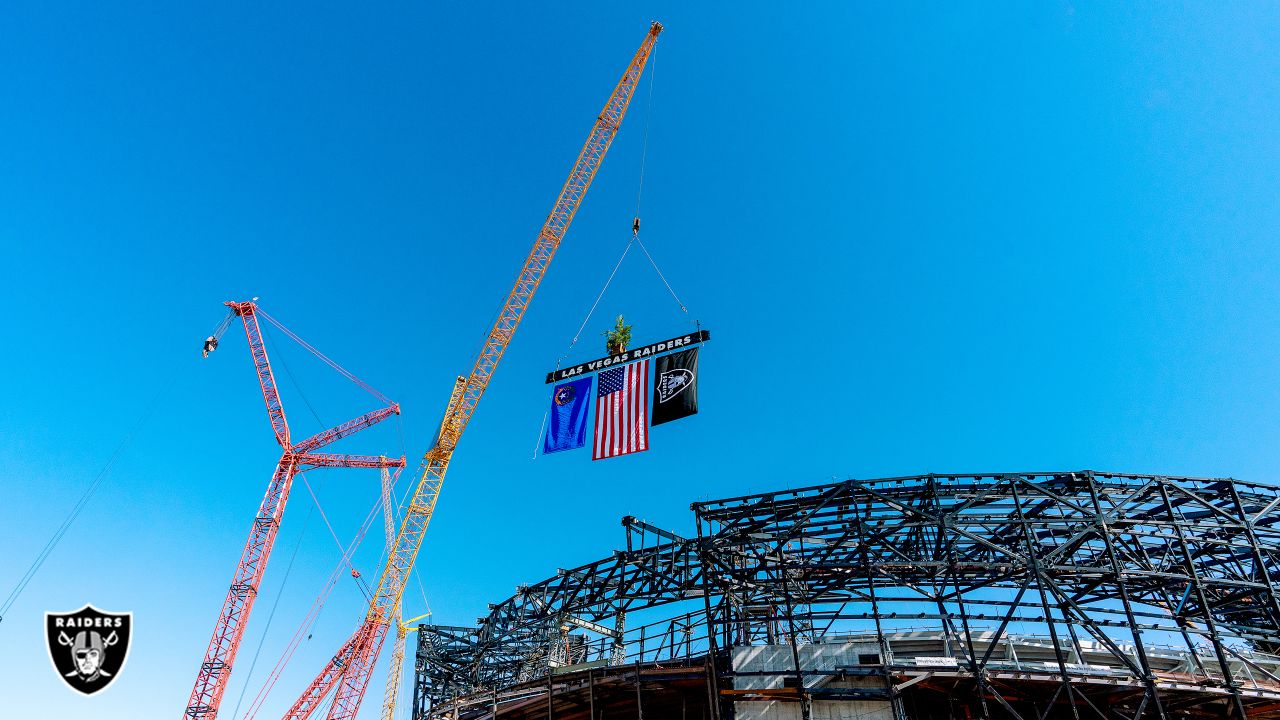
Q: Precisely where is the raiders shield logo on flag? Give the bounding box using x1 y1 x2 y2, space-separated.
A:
45 604 132 695
652 347 699 426
656 368 694 403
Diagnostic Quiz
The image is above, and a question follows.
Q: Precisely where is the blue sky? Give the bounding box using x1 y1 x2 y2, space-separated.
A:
3 1 1280 716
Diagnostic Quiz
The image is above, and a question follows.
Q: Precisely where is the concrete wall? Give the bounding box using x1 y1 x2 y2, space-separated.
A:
732 694 896 720
731 644 895 720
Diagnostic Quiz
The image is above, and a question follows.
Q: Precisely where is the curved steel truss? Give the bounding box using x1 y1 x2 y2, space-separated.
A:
414 471 1280 719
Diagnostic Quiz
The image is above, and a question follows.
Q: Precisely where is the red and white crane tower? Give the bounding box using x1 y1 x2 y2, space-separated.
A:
184 300 405 720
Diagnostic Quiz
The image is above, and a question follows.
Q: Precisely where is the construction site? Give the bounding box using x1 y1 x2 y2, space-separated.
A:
168 26 1280 719
5 7 1280 720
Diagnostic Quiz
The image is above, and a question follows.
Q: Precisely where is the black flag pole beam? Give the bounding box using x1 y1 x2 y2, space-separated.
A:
546 330 710 384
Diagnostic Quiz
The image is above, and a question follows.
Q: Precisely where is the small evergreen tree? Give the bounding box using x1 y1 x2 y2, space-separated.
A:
603 315 633 354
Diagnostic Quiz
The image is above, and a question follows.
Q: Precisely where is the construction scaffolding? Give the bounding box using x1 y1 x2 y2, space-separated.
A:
413 471 1280 719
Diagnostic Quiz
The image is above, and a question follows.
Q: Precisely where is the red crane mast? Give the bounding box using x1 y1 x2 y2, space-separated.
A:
183 300 405 719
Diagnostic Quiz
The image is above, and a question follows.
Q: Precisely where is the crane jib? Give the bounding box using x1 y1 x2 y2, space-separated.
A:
285 22 665 720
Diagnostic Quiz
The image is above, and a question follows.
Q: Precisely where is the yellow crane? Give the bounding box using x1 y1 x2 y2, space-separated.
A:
282 22 664 719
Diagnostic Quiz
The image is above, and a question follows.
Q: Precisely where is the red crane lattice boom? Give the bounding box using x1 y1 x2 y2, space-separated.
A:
183 301 405 720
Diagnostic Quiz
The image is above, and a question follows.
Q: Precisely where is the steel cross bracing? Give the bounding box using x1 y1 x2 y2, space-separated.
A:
184 300 406 720
414 472 1280 720
279 22 664 720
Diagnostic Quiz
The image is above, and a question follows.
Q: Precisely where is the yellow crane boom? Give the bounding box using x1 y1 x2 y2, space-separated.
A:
282 22 663 720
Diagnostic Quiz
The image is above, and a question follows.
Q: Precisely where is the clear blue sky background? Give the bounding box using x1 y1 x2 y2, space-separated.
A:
3 2 1279 717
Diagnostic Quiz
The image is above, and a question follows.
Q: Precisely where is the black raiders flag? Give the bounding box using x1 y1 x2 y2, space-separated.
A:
652 347 699 426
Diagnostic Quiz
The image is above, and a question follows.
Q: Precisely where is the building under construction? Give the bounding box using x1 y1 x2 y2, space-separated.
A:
171 21 1280 720
412 471 1280 720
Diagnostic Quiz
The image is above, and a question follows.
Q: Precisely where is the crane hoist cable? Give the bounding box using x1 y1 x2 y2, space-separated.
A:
628 40 690 316
241 491 388 720
634 42 656 220
204 308 236 357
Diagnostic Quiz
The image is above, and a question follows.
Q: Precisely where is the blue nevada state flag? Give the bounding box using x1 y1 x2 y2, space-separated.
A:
543 376 593 454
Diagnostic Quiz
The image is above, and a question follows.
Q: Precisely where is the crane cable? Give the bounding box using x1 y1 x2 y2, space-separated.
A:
630 42 689 317
634 236 688 315
633 41 656 232
257 309 393 407
0 373 175 626
241 492 387 719
242 420 411 718
257 306 403 597
261 322 328 430
261 322 375 598
562 240 635 361
300 473 373 602
229 322 371 717
209 309 235 348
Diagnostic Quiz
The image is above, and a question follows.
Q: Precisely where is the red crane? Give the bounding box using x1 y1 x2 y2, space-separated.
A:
279 22 663 719
184 300 405 720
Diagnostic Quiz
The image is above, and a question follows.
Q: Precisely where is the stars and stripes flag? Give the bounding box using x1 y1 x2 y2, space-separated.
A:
593 359 650 460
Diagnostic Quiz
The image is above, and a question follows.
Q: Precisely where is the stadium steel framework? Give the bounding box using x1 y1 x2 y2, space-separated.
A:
412 472 1280 719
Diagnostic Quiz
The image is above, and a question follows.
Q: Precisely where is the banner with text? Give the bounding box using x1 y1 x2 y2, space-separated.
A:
545 330 710 384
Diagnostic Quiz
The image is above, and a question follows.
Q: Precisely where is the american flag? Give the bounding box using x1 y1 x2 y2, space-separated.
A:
593 359 650 460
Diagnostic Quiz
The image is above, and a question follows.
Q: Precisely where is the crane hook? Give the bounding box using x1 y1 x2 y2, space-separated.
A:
202 308 236 358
